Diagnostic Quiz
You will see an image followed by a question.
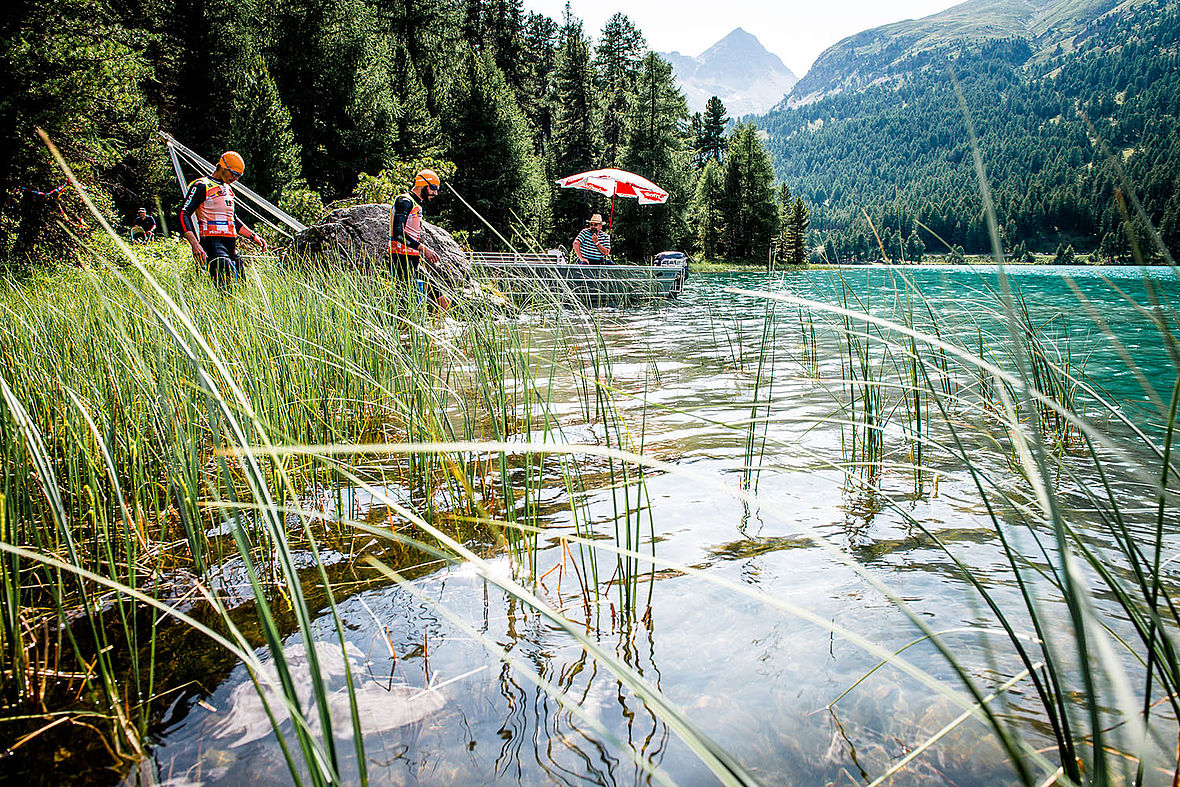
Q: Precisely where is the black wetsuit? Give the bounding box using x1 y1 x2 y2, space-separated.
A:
389 193 425 281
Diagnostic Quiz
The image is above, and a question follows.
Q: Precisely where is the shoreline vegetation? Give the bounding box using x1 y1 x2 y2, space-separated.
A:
14 0 1175 276
2 202 1180 784
2 0 1178 781
690 253 1145 273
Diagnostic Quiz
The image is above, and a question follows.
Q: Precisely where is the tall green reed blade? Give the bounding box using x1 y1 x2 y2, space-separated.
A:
742 303 777 492
798 307 819 378
0 374 142 758
0 492 24 705
838 279 885 479
897 289 926 491
62 386 158 737
38 132 366 785
954 75 1110 783
1139 373 1180 782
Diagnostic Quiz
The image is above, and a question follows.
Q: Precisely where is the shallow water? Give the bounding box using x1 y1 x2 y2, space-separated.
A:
141 265 1180 786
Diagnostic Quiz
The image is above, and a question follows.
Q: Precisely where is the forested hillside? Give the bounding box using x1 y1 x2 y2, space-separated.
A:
759 0 1180 262
1 0 798 265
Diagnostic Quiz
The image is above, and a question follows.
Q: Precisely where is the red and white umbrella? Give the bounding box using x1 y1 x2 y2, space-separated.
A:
555 168 668 229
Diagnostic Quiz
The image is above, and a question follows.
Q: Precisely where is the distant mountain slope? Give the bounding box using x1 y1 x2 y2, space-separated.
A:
755 0 1180 260
787 0 1125 105
661 28 797 116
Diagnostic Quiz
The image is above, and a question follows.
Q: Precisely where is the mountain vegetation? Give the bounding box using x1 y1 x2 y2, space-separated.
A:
759 0 1180 262
1 0 793 265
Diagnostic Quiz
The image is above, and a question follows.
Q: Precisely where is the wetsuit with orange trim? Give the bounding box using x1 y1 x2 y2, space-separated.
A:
388 191 425 281
178 176 259 281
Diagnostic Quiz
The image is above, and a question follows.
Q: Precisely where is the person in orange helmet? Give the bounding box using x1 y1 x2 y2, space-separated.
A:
388 169 442 282
178 151 267 282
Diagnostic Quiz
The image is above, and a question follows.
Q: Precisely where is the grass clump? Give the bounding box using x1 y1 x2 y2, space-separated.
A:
0 239 671 782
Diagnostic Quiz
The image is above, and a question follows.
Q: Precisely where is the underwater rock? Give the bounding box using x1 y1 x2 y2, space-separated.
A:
209 640 446 748
288 203 474 287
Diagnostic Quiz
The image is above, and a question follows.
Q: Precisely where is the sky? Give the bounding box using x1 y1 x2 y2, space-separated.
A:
522 0 965 76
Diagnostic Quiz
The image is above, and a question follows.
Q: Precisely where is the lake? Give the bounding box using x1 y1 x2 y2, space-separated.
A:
137 265 1180 786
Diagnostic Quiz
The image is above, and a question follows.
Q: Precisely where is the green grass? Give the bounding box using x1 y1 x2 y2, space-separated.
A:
731 270 1180 784
4 135 1180 786
0 218 687 782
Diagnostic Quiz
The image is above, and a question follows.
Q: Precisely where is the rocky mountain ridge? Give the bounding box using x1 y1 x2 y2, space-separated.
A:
660 28 797 116
782 0 1146 107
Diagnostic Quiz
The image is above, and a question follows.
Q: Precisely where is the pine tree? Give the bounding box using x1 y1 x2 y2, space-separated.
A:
618 52 692 259
689 113 705 168
789 197 810 265
374 0 458 116
696 96 728 166
904 229 925 262
227 53 302 200
692 159 725 260
166 0 305 199
461 0 485 47
442 49 547 248
485 0 527 100
2 0 161 261
854 231 868 262
594 13 646 166
390 45 443 160
824 238 839 263
548 8 602 243
519 12 558 156
719 123 778 261
773 183 793 261
268 0 399 195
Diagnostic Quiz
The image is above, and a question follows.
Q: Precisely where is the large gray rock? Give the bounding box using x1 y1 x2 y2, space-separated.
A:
289 203 474 287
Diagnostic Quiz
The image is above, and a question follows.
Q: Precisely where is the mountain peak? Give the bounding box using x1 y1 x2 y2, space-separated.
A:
719 27 756 44
660 29 797 116
700 28 769 59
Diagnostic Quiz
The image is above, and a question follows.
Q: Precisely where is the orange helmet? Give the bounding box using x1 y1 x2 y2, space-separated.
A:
414 169 441 191
218 151 245 177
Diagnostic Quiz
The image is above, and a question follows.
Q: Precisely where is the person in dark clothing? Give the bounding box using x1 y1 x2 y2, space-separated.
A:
178 151 267 281
131 207 156 243
388 169 442 282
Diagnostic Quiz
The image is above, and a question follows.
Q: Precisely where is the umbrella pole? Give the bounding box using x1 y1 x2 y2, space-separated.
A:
609 193 616 231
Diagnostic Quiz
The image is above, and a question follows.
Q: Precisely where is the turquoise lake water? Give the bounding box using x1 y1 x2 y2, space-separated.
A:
139 265 1180 786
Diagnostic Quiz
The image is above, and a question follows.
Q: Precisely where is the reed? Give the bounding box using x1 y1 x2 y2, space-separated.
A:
741 303 778 492
734 274 1180 785
6 132 1180 787
0 203 676 775
838 278 887 480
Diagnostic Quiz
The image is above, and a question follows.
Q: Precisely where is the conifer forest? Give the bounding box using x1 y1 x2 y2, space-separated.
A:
6 0 1179 265
1 0 797 265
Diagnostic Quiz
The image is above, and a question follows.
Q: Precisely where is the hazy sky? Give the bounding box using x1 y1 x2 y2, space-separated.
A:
522 0 964 76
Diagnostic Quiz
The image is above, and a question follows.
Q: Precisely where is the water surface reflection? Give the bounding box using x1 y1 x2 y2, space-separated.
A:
143 267 1180 785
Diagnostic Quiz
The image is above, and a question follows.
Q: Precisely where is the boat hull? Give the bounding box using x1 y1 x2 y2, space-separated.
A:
471 259 688 306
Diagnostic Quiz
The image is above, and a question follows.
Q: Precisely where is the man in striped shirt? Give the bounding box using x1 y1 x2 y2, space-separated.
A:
573 214 612 264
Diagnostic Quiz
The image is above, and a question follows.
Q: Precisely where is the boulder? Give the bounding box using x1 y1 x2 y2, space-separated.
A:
288 203 474 287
